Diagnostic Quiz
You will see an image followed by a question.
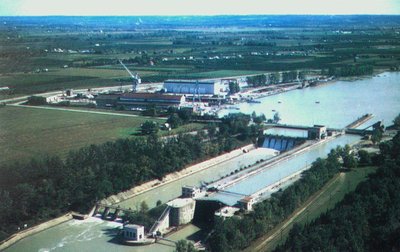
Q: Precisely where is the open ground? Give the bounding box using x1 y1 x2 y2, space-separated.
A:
0 105 167 165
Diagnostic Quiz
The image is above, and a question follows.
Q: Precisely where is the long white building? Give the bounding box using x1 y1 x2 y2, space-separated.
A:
164 80 225 95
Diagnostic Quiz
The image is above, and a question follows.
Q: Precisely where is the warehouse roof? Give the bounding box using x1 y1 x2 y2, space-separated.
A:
120 93 184 100
165 79 216 85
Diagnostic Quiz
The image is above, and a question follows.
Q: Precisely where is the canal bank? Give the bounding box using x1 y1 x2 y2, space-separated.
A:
2 145 277 252
0 213 73 251
206 134 360 206
101 143 257 206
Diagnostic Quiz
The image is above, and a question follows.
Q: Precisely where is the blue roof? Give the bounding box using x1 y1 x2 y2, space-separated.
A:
164 80 216 85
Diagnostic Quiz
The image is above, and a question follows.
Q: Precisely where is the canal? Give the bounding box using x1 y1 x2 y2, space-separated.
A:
208 134 360 205
118 148 277 209
5 72 400 252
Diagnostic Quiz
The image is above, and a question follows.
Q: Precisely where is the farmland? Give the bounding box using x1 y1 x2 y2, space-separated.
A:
1 15 399 164
0 106 165 165
1 16 400 98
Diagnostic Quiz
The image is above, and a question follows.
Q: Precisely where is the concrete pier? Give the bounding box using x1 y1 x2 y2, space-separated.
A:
345 113 373 129
101 207 110 219
112 208 121 221
92 204 100 216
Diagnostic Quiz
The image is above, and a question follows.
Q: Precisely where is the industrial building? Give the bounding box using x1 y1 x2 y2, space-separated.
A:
95 93 185 109
308 125 327 140
164 80 225 95
266 124 327 140
118 93 185 108
238 196 255 211
95 94 120 107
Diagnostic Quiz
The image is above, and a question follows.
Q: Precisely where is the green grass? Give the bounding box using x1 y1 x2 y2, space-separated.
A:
160 70 267 80
159 123 205 137
0 106 164 165
295 167 378 224
246 167 378 252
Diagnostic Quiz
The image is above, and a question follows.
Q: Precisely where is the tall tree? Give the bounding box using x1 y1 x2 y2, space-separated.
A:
229 81 240 94
140 121 159 135
273 112 281 124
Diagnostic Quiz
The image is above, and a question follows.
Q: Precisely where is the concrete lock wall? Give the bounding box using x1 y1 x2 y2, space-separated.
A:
169 201 196 226
262 137 296 151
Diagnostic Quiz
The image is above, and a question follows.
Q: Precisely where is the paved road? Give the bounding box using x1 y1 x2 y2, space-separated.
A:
8 103 160 118
246 173 343 252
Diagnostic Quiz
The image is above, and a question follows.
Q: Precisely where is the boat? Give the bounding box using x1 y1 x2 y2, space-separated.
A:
278 101 282 103
272 109 276 112
315 101 320 104
247 99 261 104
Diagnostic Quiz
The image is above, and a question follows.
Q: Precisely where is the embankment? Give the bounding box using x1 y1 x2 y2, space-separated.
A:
101 143 256 205
0 213 73 251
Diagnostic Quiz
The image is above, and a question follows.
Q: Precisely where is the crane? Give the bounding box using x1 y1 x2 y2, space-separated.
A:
192 80 201 103
118 60 141 92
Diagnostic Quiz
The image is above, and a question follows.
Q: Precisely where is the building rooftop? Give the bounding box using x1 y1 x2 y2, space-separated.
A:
124 224 144 229
120 93 184 101
183 185 199 190
95 94 121 100
238 196 253 203
165 79 216 84
167 198 194 208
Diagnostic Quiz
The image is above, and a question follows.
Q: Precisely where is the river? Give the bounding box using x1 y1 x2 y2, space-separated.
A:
220 72 400 129
5 72 400 252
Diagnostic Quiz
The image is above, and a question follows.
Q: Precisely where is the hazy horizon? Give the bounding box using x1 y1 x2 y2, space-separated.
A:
1 14 400 17
0 0 399 16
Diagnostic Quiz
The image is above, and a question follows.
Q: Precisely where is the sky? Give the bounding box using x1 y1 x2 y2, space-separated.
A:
0 0 399 16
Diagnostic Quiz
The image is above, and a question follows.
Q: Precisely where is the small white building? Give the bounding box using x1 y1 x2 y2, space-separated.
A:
182 186 201 198
238 196 255 211
122 224 145 241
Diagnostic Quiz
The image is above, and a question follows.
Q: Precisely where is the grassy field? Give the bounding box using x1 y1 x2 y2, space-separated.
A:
0 105 165 165
245 166 378 252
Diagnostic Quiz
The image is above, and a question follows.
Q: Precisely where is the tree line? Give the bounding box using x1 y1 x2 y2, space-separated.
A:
275 131 400 252
246 71 305 87
207 144 358 251
325 64 374 77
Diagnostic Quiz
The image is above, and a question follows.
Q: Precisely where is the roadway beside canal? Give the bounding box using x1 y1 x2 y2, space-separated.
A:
245 166 378 252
